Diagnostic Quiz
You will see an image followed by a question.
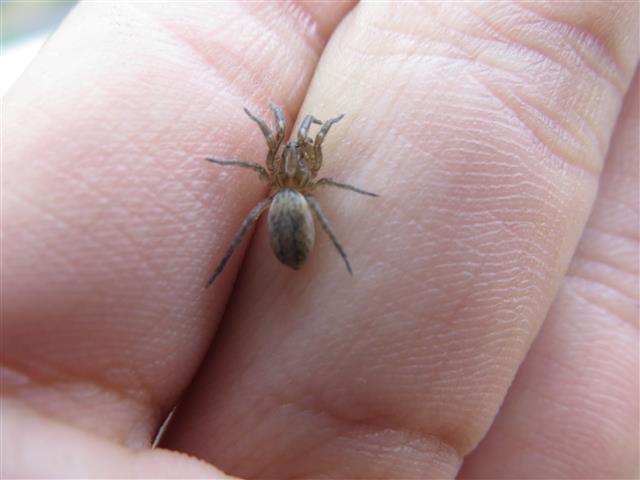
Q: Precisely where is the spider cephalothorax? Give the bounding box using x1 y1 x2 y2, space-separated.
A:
205 102 377 286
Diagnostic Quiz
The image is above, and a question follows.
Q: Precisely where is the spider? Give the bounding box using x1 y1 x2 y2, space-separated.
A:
205 102 378 287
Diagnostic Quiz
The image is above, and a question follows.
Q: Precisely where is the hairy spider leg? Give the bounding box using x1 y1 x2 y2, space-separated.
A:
310 113 345 172
313 177 379 197
269 102 286 148
206 197 272 287
297 115 322 177
298 114 322 145
204 158 270 185
306 195 352 274
244 107 278 173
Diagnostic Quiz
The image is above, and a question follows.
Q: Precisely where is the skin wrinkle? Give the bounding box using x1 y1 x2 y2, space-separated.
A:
359 2 624 99
387 94 586 250
130 4 298 106
586 203 639 242
572 245 637 293
5 214 170 344
396 151 564 232
262 1 322 52
563 274 637 326
13 65 247 254
474 3 626 92
242 405 340 478
247 391 461 478
430 216 553 290
513 347 634 475
4 300 172 405
272 312 512 458
471 74 602 176
8 160 208 334
518 2 636 80
182 284 488 472
3 400 224 478
581 221 638 258
310 429 457 479
2 364 156 446
361 5 620 174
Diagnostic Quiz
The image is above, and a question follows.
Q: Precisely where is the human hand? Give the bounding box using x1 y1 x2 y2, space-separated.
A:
3 2 638 478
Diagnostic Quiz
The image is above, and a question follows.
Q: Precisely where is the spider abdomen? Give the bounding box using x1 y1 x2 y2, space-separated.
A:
268 189 315 270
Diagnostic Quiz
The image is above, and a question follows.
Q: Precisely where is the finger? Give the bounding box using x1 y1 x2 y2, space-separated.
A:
2 1 354 448
459 68 639 479
2 400 228 479
160 2 638 477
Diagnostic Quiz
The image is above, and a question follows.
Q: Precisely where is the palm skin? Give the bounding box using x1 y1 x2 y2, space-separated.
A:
2 2 638 478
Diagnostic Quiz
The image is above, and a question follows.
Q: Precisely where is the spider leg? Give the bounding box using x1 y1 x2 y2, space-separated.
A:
311 113 345 172
306 196 352 275
315 113 345 146
297 114 322 145
244 106 278 172
206 197 272 287
314 177 379 197
269 102 286 146
204 158 270 185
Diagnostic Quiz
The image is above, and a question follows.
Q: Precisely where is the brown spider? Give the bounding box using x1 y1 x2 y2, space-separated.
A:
205 102 378 287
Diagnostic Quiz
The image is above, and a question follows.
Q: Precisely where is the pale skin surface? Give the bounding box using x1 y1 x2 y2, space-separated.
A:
2 2 638 479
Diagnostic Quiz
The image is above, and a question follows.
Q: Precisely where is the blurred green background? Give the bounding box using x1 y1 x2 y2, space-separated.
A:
1 1 77 93
2 0 76 44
